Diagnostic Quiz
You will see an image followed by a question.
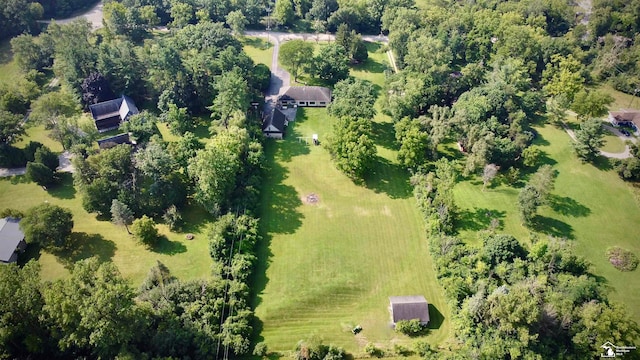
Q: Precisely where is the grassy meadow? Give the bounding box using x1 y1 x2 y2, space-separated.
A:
253 107 452 353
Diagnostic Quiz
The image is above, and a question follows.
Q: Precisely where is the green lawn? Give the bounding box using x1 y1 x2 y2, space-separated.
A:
242 37 274 67
600 133 627 153
455 122 640 320
253 107 452 354
252 38 451 355
599 84 640 111
0 39 20 85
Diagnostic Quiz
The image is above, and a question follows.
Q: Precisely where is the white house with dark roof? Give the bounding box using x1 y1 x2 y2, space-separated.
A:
389 295 430 325
0 218 26 264
278 86 332 107
89 95 139 133
262 108 288 139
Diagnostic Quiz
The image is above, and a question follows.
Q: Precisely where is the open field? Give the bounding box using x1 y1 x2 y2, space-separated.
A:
253 107 452 353
252 39 451 353
455 122 640 320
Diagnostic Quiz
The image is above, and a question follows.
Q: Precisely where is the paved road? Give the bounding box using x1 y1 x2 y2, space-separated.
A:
561 118 636 159
600 124 637 159
0 152 75 178
41 1 104 29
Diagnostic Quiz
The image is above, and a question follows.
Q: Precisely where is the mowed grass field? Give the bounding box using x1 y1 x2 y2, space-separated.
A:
455 122 640 320
252 43 451 353
253 108 452 353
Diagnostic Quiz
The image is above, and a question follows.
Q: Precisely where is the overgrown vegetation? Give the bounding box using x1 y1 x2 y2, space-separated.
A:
606 246 639 272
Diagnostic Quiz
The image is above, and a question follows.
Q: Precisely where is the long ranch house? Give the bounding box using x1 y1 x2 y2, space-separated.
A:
278 86 331 107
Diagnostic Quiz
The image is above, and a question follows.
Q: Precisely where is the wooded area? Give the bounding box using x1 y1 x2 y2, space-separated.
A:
1 0 640 357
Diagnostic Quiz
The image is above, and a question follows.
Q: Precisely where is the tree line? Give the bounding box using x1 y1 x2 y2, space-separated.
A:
0 210 261 358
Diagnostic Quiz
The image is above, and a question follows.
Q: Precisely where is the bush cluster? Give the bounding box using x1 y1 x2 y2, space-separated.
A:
606 246 639 272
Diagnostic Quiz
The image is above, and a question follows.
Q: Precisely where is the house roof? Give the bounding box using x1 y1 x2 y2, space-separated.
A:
0 218 25 263
610 110 640 124
263 108 287 133
97 133 131 149
279 86 331 103
89 95 139 130
389 295 430 324
119 95 138 120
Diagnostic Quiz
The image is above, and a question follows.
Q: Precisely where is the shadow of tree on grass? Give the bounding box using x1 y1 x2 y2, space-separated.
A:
457 208 506 232
277 116 311 163
152 235 187 255
549 195 591 217
48 172 76 199
53 232 116 267
365 156 412 199
371 121 399 151
530 215 574 239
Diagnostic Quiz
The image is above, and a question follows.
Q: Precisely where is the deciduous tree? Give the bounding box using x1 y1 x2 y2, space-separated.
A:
279 40 314 82
42 258 139 358
326 116 377 180
0 110 25 144
312 43 349 84
20 203 73 251
131 215 160 246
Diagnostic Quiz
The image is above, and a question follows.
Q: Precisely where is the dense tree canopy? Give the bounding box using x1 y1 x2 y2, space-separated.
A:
20 203 73 251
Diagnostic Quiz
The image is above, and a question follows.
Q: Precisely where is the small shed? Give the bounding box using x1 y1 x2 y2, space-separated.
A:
0 218 26 264
389 295 430 325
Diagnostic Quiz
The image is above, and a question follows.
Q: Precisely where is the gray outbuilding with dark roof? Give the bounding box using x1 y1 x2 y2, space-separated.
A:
389 295 430 325
0 218 26 264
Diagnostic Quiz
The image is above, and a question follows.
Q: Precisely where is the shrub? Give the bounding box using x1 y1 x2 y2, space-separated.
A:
0 208 24 218
606 246 639 271
364 342 384 357
393 344 412 357
0 144 26 168
413 341 432 357
131 215 160 247
253 342 268 357
34 146 59 171
395 319 424 336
